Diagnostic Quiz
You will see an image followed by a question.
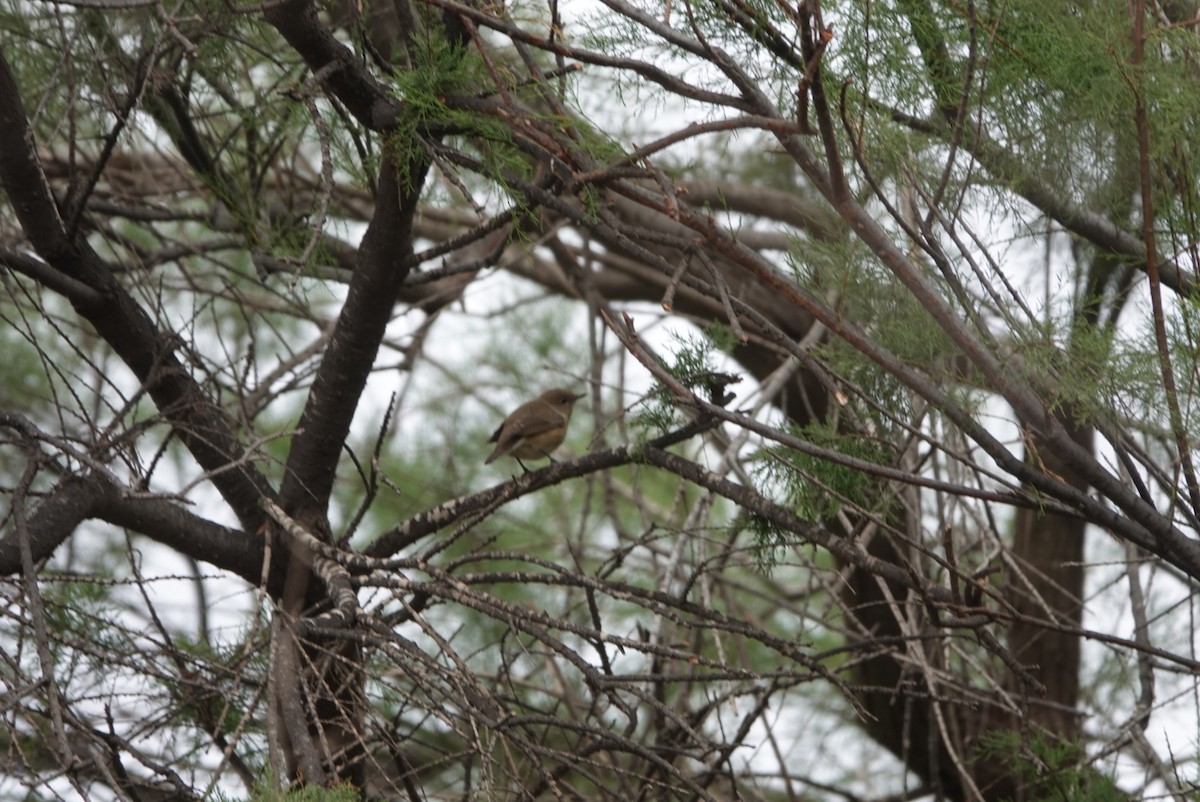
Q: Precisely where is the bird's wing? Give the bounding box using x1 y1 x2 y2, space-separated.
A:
494 405 564 448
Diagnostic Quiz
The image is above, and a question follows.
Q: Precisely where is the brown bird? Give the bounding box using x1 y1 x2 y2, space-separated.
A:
485 388 584 470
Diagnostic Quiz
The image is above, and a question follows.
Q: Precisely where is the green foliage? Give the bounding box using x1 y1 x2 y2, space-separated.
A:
392 35 489 113
986 3 1129 115
240 779 360 802
1164 292 1200 430
388 43 486 183
976 730 1124 802
169 631 266 734
702 322 740 354
0 292 72 418
1014 313 1186 438
832 0 1173 208
6 578 124 697
752 421 891 523
788 244 947 434
383 32 623 225
386 36 524 195
39 577 116 638
744 511 791 572
629 328 727 436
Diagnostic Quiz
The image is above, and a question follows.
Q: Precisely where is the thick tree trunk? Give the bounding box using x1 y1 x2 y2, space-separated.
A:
1007 421 1091 739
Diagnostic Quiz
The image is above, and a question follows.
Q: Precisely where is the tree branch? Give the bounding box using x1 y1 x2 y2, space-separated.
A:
0 470 261 583
0 43 276 532
264 0 401 130
278 152 429 518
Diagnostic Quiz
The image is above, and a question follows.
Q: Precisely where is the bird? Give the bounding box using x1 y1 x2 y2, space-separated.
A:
485 388 584 470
